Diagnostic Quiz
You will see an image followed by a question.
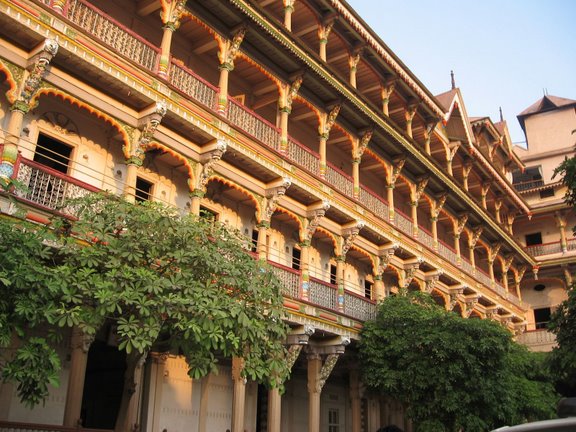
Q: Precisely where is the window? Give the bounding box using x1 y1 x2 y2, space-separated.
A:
330 264 337 285
135 177 153 202
291 247 301 271
534 307 551 329
539 188 555 199
34 134 73 174
364 280 373 299
199 206 218 221
328 408 340 432
251 229 259 253
525 232 542 246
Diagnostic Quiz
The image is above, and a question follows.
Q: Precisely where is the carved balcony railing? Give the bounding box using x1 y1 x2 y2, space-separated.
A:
227 98 280 151
169 61 218 110
418 227 434 249
437 240 458 264
461 256 474 275
476 267 493 288
344 290 377 321
394 209 413 237
14 158 99 214
516 329 556 348
268 261 300 299
358 185 389 221
325 162 354 197
287 137 319 173
308 277 338 312
525 239 576 257
65 0 159 71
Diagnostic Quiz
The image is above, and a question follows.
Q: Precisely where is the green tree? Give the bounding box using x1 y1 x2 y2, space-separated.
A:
359 292 558 432
549 145 576 396
1 193 288 431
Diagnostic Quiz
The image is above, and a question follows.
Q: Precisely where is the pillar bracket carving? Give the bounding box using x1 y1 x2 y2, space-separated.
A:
129 101 168 163
340 220 365 257
217 26 247 71
304 200 330 242
355 128 373 160
481 181 492 198
464 296 479 318
13 38 59 113
377 244 398 276
488 242 502 265
502 254 514 274
286 344 304 371
402 258 422 289
455 213 468 237
319 104 341 139
469 225 483 250
195 139 227 192
431 192 448 219
448 286 465 311
261 177 292 223
160 0 188 30
388 156 406 187
318 18 335 44
424 270 443 293
279 74 303 113
411 176 429 205
515 265 527 284
405 100 419 123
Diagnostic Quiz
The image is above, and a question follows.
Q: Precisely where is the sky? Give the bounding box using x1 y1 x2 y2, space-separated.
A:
346 0 576 147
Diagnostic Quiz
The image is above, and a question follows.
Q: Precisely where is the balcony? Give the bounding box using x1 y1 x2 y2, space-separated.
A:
7 0 526 313
526 238 576 257
516 329 557 352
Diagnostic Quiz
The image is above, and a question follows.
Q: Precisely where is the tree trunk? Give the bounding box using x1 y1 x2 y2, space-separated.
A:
114 351 145 432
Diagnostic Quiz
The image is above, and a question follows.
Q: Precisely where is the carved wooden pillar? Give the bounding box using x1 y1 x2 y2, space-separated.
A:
387 157 405 224
307 347 344 432
190 139 228 215
318 105 340 178
446 141 460 177
231 356 246 432
502 255 513 293
216 27 246 114
158 0 187 78
283 0 295 31
318 20 334 62
50 0 68 14
410 177 428 238
430 193 447 251
555 211 568 253
350 369 361 432
349 50 361 88
374 246 397 299
278 75 303 154
63 327 94 427
257 178 292 260
468 226 482 272
488 243 501 284
494 197 503 224
1 39 58 179
301 201 330 301
462 159 473 192
480 181 492 210
381 78 396 117
405 101 418 139
123 102 167 201
423 121 437 155
454 213 468 265
352 130 372 198
338 221 364 311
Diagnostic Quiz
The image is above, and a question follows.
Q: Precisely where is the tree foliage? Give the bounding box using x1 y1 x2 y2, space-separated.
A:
359 292 558 432
549 148 576 396
1 193 289 426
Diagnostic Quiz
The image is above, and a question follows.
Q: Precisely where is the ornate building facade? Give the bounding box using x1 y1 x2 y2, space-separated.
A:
0 0 573 431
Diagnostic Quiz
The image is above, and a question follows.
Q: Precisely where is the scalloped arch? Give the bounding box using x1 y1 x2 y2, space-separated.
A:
272 206 304 236
0 60 18 104
349 244 377 272
206 175 261 216
363 148 390 178
313 226 337 250
33 88 131 152
146 141 195 191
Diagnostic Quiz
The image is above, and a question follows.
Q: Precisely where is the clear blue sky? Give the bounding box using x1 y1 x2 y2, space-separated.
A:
346 0 576 146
